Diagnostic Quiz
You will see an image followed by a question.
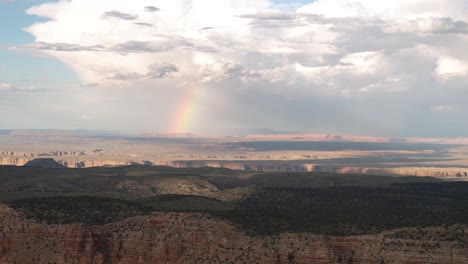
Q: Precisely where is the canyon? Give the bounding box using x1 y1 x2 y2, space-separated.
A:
2 156 468 179
1 204 467 264
0 164 467 263
2 130 468 179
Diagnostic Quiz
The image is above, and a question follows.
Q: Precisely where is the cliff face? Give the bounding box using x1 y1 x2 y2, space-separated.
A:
159 160 468 178
0 158 134 168
2 156 468 178
0 204 467 264
58 160 134 168
0 157 29 166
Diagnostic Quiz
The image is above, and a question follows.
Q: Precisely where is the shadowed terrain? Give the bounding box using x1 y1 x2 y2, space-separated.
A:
1 165 468 263
0 166 466 234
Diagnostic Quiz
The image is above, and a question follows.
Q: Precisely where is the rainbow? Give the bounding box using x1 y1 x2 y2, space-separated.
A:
169 86 204 134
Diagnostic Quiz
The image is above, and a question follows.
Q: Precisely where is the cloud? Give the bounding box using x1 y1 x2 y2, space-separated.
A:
401 17 468 34
220 63 261 81
240 12 302 21
435 57 468 81
134 22 153 27
107 72 143 81
15 0 468 136
0 82 12 90
430 105 455 112
112 39 193 53
107 64 179 80
80 82 99 88
102 10 138 20
23 42 106 52
0 82 48 93
298 0 468 20
144 6 160 12
147 63 178 79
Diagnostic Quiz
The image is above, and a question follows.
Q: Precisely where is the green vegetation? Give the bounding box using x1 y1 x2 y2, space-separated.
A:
1 166 468 236
9 196 152 225
387 225 468 245
214 182 468 236
138 194 235 212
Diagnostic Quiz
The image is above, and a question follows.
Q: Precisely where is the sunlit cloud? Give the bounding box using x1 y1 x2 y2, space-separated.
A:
6 0 468 136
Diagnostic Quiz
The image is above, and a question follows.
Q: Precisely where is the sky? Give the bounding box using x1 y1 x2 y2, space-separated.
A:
0 0 468 137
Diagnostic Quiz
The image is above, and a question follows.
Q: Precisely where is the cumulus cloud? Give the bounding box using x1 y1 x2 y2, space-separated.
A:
400 17 468 34
298 0 468 20
435 57 468 81
17 0 468 136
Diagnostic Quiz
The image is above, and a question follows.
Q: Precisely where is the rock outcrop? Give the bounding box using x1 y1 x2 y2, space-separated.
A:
1 155 468 178
0 203 467 264
150 178 220 196
158 160 468 178
0 157 29 166
24 158 66 169
58 160 134 168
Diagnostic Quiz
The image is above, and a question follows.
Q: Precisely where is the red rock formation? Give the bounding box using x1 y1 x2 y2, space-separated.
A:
0 204 467 264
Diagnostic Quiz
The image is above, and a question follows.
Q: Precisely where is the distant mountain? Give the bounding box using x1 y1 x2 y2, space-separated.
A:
0 130 13 135
23 159 66 169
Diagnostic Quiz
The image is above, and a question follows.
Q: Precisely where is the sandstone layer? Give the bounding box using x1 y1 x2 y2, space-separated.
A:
0 204 467 264
2 156 468 178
